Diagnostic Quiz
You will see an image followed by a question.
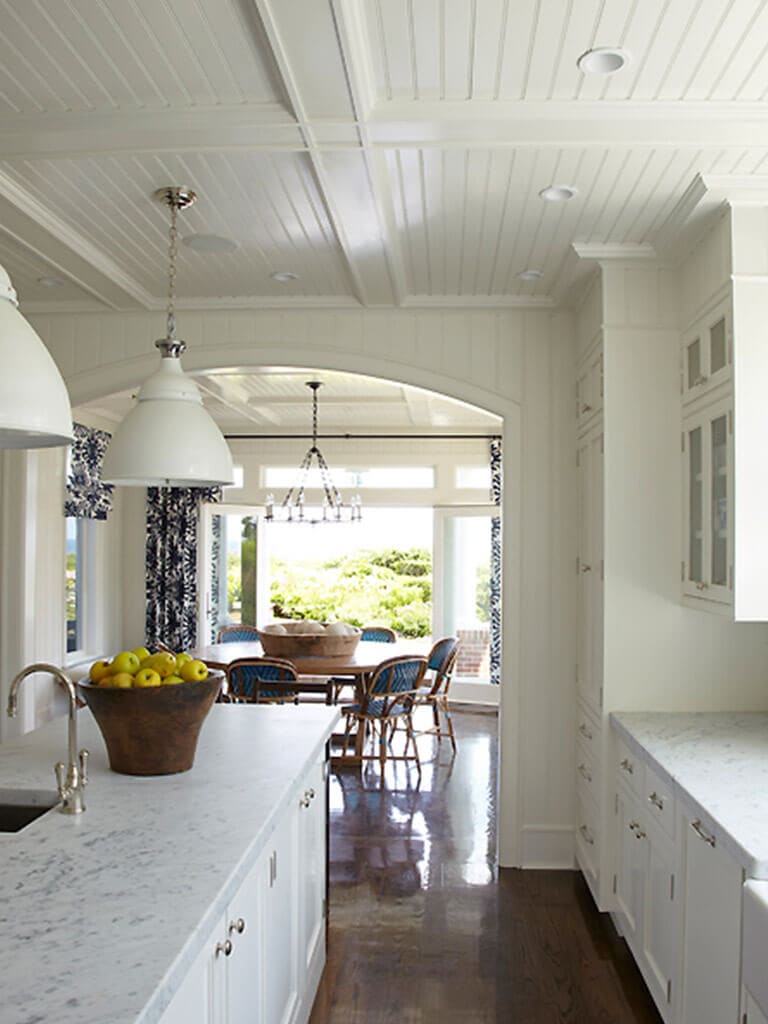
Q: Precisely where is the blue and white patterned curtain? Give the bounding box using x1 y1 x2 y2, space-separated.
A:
490 438 502 685
145 487 220 652
64 423 114 520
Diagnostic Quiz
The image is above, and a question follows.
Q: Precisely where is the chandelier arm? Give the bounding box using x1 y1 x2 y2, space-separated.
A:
314 448 344 508
280 448 313 508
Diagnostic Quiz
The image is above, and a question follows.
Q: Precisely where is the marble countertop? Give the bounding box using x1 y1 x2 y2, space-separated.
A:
0 702 339 1024
611 711 768 878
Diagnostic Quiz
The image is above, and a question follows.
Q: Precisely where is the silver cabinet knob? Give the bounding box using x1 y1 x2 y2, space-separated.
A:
620 757 634 775
648 791 664 811
228 917 245 936
216 939 233 958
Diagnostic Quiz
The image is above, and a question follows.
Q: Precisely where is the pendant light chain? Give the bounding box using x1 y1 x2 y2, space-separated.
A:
166 198 178 341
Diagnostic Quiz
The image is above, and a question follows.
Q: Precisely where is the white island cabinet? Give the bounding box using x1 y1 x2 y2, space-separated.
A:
0 703 338 1024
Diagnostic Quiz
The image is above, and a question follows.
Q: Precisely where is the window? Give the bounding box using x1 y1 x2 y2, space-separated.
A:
455 465 491 490
223 465 245 491
263 466 434 489
65 517 84 655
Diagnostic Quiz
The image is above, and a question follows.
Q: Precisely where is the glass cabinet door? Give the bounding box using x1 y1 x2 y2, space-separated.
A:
683 402 732 604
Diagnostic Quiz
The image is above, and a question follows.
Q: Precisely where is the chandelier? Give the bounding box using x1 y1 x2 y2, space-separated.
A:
102 186 233 487
265 381 362 524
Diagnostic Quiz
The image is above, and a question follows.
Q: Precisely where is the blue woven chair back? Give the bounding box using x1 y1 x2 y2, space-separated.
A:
355 656 426 718
371 657 423 695
428 637 458 672
218 625 260 643
361 626 396 642
228 658 297 702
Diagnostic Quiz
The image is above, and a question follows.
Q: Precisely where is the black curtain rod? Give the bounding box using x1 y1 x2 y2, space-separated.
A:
224 432 502 441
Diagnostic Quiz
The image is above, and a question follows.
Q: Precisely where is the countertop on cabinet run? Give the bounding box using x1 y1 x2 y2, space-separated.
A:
611 711 768 879
0 702 339 1024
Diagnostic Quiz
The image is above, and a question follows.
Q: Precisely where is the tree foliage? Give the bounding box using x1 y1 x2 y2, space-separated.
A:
270 547 432 637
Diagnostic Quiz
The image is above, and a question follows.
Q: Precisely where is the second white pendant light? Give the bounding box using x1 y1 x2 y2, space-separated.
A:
102 187 233 488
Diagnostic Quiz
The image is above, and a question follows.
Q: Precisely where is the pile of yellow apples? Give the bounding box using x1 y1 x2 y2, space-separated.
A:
88 647 209 689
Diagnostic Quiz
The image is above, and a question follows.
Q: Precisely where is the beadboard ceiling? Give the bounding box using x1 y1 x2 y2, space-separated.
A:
1 0 767 315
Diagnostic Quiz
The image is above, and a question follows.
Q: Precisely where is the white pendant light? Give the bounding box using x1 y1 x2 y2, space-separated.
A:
102 187 233 488
0 264 73 448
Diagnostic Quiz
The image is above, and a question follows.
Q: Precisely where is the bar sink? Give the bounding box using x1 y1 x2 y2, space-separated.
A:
0 789 59 832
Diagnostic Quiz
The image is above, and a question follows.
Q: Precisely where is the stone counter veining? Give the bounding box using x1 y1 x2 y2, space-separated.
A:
611 711 768 879
0 703 340 1024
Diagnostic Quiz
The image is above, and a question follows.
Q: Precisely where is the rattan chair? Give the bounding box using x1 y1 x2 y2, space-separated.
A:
226 656 299 704
217 624 260 643
331 626 396 704
414 637 461 752
337 655 427 772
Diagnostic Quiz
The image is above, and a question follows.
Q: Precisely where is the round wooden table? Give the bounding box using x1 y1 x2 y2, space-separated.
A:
189 639 424 677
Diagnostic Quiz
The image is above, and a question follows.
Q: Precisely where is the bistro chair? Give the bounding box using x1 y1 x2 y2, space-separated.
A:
337 655 427 773
226 656 299 704
414 637 461 752
331 625 396 704
217 624 260 643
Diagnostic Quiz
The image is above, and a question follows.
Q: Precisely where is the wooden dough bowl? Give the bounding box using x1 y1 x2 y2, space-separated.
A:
77 672 224 776
257 627 361 659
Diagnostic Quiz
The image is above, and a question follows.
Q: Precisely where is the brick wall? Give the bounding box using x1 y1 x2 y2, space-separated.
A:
456 627 490 679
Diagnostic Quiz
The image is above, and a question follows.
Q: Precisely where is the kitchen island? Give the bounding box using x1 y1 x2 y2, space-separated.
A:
0 702 339 1024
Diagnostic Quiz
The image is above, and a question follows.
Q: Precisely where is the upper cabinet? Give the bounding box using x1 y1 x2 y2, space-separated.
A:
577 346 603 434
681 304 731 405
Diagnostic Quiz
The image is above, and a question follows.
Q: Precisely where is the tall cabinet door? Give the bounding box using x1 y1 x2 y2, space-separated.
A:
263 803 300 1024
614 786 643 956
297 758 326 980
641 828 679 1018
576 432 604 710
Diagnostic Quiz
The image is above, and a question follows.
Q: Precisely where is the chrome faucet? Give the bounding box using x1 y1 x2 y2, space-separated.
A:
7 663 88 814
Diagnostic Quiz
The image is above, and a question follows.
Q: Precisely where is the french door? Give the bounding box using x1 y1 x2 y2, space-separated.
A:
433 505 500 691
198 504 269 644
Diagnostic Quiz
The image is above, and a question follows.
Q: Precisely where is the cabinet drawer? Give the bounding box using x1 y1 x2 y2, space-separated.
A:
575 793 599 887
576 740 598 802
643 763 675 840
615 736 644 797
576 706 600 761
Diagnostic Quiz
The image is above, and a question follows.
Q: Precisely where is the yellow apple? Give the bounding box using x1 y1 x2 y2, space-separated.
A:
161 674 184 685
109 672 134 689
175 652 193 671
180 659 208 682
133 668 161 688
89 659 112 684
152 652 178 678
110 650 141 676
131 646 150 662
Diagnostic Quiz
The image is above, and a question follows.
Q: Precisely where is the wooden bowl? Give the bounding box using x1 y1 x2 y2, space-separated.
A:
257 627 361 659
77 672 223 776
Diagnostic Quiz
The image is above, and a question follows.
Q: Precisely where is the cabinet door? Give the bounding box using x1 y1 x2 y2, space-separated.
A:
743 987 768 1024
263 803 299 1024
680 816 742 1024
640 825 680 1019
297 758 326 979
576 433 603 711
683 400 732 606
225 854 265 1024
614 786 644 956
158 921 223 1024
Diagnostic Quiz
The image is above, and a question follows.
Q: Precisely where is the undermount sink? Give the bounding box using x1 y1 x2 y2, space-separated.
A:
0 789 59 833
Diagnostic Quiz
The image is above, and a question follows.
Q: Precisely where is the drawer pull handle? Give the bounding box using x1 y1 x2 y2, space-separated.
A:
580 403 593 414
228 917 246 936
628 820 640 833
579 723 593 740
620 757 634 775
634 828 647 840
308 787 315 800
579 824 595 846
578 763 592 782
690 819 716 847
648 791 664 811
580 563 592 574
216 939 233 958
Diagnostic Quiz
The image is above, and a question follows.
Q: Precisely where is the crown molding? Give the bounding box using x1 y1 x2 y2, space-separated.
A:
572 243 657 262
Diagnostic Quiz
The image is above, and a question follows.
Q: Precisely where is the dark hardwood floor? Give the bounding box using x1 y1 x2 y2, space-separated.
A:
310 708 662 1024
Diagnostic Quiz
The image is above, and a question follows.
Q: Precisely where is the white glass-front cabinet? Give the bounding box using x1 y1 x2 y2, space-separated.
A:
682 398 732 608
681 305 731 406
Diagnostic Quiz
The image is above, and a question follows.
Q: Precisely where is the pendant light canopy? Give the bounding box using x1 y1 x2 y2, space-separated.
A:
265 381 361 525
102 187 233 488
0 264 73 448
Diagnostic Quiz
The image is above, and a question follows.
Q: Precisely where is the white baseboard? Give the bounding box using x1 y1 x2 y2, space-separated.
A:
520 825 576 869
450 681 499 705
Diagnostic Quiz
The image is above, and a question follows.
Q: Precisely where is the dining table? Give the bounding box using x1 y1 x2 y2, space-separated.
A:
188 638 430 765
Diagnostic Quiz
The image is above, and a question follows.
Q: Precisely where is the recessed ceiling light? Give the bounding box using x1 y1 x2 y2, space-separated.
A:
577 47 629 75
182 234 237 254
37 275 66 287
271 271 299 283
517 269 543 281
538 185 578 202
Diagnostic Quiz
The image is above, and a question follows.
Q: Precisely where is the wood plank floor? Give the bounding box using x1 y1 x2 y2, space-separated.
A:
310 708 662 1024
